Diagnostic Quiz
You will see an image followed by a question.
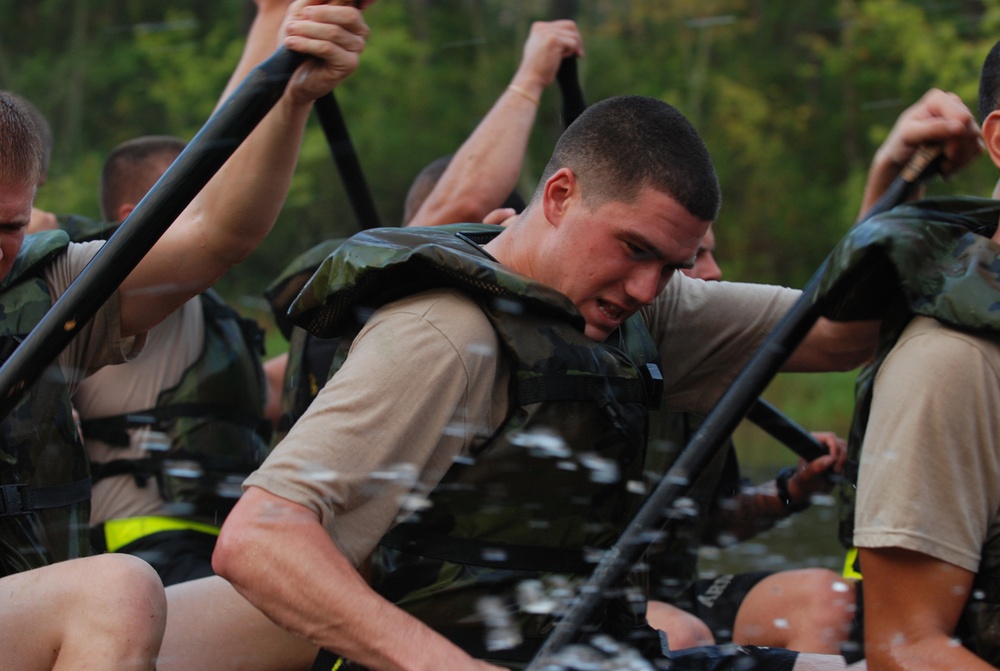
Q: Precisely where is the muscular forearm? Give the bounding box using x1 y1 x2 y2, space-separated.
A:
215 488 500 671
118 94 312 337
118 2 368 337
407 19 583 228
867 635 994 671
407 85 538 228
705 483 795 543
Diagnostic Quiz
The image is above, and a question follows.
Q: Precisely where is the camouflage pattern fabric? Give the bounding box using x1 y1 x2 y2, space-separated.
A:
0 230 92 575
263 237 348 444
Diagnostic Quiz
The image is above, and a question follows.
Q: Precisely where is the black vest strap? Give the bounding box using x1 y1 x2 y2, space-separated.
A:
80 402 266 447
0 478 91 517
379 524 596 574
310 647 348 671
516 373 649 406
0 335 22 362
89 458 158 486
974 573 1000 604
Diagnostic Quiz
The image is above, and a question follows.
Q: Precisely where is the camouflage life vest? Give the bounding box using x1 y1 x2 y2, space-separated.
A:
264 237 348 444
0 231 92 575
68 220 270 521
820 196 1000 663
287 225 664 665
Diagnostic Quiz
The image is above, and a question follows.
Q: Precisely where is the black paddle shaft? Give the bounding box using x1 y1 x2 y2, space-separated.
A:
313 92 381 230
556 57 587 128
0 46 306 421
526 145 943 668
747 398 826 462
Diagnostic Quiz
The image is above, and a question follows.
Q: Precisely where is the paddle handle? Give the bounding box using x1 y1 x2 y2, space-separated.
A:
0 47 305 420
556 57 586 128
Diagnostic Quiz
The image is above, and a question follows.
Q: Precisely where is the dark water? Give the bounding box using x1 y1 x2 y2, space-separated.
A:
698 480 846 578
696 461 848 579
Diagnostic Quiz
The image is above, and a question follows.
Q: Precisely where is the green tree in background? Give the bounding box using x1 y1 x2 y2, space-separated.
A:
3 0 1000 299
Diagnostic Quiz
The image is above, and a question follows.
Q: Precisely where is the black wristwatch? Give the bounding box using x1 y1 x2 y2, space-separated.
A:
774 466 810 513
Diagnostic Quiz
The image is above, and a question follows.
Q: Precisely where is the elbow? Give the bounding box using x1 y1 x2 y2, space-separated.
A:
212 519 244 585
212 500 264 589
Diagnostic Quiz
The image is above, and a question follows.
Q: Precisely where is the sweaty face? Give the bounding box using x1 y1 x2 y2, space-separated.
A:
543 186 710 341
0 182 34 283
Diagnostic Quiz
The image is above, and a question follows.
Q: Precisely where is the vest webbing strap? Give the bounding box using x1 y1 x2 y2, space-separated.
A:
99 515 221 553
379 524 596 574
310 648 349 671
842 547 863 580
80 402 264 447
974 573 1000 604
89 458 157 486
0 478 91 517
517 373 648 406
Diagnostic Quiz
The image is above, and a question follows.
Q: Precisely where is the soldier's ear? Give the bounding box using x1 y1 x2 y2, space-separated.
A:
982 110 1000 171
542 167 579 229
116 203 135 223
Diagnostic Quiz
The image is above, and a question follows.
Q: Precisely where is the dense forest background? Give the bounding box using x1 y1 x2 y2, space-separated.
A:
3 0 1000 455
5 0 1000 292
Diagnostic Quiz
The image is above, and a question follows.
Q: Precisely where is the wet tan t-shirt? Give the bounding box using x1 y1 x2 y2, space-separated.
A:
246 273 800 565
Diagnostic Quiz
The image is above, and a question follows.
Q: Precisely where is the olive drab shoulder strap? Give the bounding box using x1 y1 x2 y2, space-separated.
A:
0 231 92 575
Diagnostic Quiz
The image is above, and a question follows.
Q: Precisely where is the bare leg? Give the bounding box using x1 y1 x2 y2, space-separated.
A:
0 554 166 671
158 575 318 671
646 600 715 649
733 569 856 654
793 654 867 670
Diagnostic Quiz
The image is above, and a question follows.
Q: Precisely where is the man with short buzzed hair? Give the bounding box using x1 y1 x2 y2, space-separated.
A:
213 94 909 671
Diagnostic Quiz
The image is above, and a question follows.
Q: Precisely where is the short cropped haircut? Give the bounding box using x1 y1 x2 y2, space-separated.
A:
0 91 45 188
980 39 1000 123
6 93 52 182
531 95 721 223
101 135 186 221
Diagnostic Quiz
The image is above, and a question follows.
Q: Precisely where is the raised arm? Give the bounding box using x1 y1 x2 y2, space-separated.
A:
117 0 370 337
215 0 302 111
406 20 583 228
858 88 982 217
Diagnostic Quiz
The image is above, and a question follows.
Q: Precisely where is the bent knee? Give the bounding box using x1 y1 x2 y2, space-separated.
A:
79 554 167 625
647 600 715 649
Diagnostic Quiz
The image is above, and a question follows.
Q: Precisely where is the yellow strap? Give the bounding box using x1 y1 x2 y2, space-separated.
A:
103 516 220 553
331 659 343 671
842 546 863 580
